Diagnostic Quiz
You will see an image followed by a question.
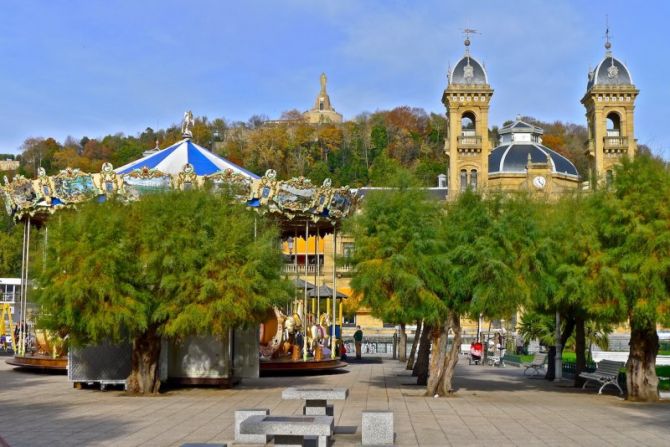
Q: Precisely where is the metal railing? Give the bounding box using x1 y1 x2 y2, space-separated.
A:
282 264 353 275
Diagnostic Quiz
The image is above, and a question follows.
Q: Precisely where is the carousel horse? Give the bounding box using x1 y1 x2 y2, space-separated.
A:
307 312 332 355
259 307 286 359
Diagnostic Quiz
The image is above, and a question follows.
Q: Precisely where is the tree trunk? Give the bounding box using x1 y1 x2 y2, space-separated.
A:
627 318 659 402
545 313 575 381
426 321 448 396
413 323 432 385
406 320 422 370
398 323 407 363
127 324 162 394
545 345 556 381
426 312 461 397
574 315 586 387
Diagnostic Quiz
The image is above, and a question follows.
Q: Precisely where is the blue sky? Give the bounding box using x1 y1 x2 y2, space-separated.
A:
1 0 669 157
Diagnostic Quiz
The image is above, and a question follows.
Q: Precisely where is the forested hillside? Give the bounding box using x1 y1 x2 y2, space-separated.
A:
5 108 614 186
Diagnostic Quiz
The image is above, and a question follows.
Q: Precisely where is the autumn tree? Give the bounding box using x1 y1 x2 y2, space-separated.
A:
34 190 290 394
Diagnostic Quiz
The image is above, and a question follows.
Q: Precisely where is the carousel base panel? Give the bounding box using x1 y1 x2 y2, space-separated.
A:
6 355 67 372
260 357 347 376
166 376 241 388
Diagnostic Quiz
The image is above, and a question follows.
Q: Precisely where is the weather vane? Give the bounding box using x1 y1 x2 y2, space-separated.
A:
604 15 612 52
462 28 480 54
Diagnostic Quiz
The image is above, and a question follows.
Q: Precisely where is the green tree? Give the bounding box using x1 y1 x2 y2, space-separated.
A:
34 191 290 394
594 155 670 401
0 197 23 277
346 176 448 385
430 192 540 395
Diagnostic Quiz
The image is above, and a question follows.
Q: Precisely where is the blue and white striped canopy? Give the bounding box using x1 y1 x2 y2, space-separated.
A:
115 138 259 178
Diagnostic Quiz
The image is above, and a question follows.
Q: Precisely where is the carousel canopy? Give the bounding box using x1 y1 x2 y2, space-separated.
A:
308 285 348 299
115 138 259 178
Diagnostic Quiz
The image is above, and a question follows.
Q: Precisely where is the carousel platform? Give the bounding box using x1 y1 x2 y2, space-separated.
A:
260 357 348 376
6 355 67 372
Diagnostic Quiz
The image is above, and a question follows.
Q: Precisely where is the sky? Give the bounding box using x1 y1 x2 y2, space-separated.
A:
1 0 669 157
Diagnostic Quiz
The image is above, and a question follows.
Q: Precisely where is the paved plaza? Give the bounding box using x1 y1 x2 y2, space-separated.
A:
1 354 669 447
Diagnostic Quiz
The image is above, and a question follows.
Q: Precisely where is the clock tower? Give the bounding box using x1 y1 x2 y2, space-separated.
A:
442 34 493 197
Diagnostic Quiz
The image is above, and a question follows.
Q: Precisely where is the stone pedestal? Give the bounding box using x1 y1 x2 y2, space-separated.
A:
234 409 269 444
362 410 394 446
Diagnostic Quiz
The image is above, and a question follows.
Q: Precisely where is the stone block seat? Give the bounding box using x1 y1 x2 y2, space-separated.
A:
239 415 334 447
362 410 394 446
281 387 348 417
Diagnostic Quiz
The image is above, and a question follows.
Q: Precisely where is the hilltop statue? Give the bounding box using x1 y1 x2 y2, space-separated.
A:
181 110 195 138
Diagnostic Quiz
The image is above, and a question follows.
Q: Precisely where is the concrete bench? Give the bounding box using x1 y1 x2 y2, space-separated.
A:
579 359 624 395
240 415 333 447
362 410 394 446
282 387 348 416
522 352 547 376
235 409 270 444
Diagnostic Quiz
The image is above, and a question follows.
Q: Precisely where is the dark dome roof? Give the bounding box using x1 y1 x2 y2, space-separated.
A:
489 143 579 178
450 55 488 85
587 55 633 90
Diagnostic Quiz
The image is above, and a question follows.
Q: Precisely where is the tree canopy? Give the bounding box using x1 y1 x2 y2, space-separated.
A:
34 190 290 393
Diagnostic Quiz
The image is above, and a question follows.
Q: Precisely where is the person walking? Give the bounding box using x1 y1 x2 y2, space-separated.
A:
353 325 363 359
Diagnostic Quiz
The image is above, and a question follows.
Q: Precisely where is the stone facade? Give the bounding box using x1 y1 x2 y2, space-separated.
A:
0 159 19 171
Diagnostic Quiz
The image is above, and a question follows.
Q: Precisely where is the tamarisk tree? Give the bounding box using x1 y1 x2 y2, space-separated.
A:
595 155 670 401
35 190 289 394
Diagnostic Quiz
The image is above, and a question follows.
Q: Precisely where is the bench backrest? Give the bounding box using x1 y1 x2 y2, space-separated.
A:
532 352 548 364
595 359 624 376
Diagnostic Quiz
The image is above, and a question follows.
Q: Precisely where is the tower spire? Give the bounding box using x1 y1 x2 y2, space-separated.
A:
604 15 612 55
462 28 479 56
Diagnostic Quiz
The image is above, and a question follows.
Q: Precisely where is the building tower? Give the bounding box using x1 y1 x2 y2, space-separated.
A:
442 34 493 196
303 73 343 124
582 31 638 187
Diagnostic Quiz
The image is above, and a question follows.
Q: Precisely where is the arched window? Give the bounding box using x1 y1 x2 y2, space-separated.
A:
460 169 468 192
606 170 613 187
606 112 621 137
319 100 325 111
461 112 476 137
470 169 478 190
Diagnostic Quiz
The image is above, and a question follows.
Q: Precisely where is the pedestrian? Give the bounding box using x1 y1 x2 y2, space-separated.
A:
353 325 363 359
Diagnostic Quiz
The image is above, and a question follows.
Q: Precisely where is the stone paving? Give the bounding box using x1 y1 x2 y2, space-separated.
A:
1 353 669 446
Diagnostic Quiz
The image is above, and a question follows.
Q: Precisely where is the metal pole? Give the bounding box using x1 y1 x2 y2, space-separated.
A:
21 218 31 357
555 311 562 381
293 229 298 315
331 229 337 359
315 227 320 318
18 220 27 357
303 220 309 362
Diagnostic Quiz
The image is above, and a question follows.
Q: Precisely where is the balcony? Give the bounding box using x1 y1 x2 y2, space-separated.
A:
603 136 628 154
457 135 482 154
282 263 353 276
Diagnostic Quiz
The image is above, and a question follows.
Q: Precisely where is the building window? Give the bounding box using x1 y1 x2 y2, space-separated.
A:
470 169 478 190
342 242 355 259
606 170 613 187
319 100 324 111
460 169 468 192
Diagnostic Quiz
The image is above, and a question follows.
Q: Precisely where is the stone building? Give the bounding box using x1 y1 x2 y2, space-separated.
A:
303 73 343 124
582 39 638 187
443 36 637 198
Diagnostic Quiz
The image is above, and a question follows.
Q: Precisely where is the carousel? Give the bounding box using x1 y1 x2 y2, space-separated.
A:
1 111 358 380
